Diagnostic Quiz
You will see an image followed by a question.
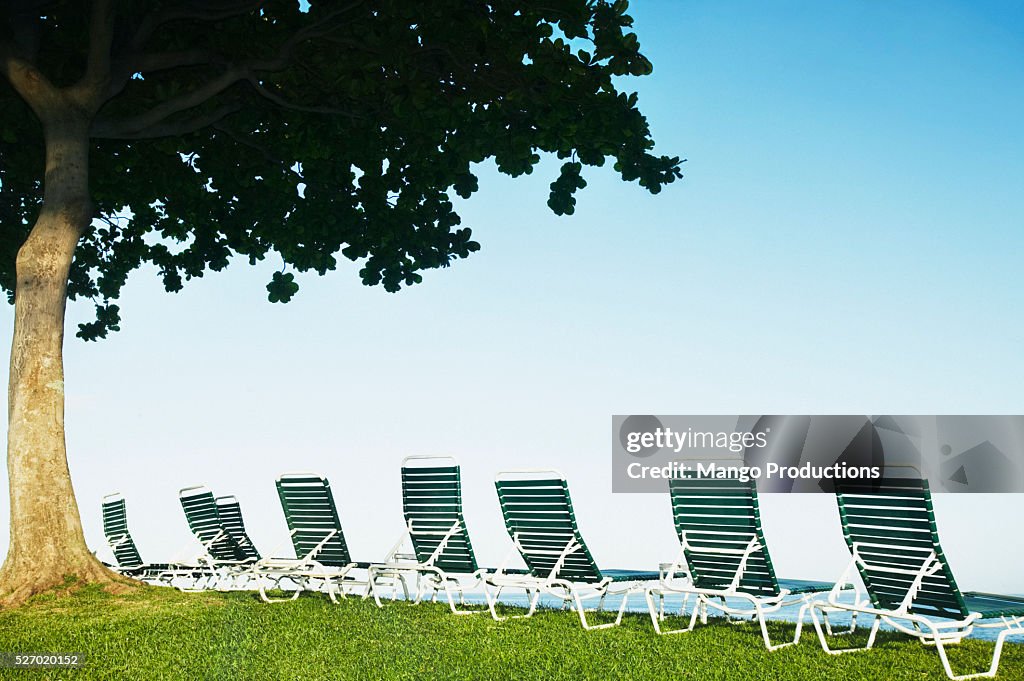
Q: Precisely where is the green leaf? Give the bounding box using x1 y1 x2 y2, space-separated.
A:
266 271 300 304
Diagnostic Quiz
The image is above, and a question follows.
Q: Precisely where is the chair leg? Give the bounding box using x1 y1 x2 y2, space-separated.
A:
754 599 803 651
646 588 664 633
313 576 332 604
525 588 541 617
645 587 700 635
258 576 302 603
823 609 858 636
811 603 881 655
574 590 592 630
368 565 399 606
441 579 487 615
932 624 1022 680
614 591 630 626
573 587 627 631
484 581 508 622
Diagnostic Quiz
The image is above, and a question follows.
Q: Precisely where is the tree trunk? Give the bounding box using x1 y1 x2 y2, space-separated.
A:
0 116 128 606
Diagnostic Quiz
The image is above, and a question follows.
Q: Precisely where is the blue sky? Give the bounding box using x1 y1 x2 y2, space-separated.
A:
1 2 1023 590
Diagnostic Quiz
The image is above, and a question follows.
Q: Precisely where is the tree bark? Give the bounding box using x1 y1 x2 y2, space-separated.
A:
0 115 128 606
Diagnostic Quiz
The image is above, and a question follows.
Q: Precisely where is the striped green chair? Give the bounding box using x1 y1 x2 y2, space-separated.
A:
645 475 846 650
102 493 197 587
214 495 261 562
251 473 370 603
102 493 148 575
368 456 496 613
179 485 257 590
811 479 1024 680
486 469 660 630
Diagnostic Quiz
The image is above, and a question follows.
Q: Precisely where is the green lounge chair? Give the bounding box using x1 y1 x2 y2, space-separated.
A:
251 473 370 603
368 456 495 613
101 492 201 587
485 469 660 630
215 495 262 562
811 479 1024 680
645 475 848 650
179 485 258 590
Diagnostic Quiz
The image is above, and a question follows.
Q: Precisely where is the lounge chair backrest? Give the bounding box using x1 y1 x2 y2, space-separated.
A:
401 457 478 573
835 479 968 619
215 495 262 561
101 493 143 569
179 486 245 562
669 476 782 598
275 474 354 568
494 471 604 584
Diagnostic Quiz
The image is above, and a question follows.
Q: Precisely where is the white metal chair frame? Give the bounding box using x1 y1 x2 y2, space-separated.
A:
253 527 365 604
483 468 651 631
178 486 263 593
367 456 489 614
255 473 369 603
645 529 854 650
810 541 1024 680
102 492 212 590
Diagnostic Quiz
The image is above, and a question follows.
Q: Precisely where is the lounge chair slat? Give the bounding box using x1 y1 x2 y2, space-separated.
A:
401 463 480 574
276 475 354 568
835 480 968 618
669 476 783 598
215 496 261 562
495 477 608 584
101 497 144 569
401 466 462 476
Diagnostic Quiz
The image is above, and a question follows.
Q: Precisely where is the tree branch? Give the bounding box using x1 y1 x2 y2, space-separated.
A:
0 41 60 116
130 1 264 51
247 0 366 73
102 48 224 102
130 49 223 75
83 0 116 87
91 102 242 139
93 67 245 137
92 0 368 138
246 77 364 119
212 123 291 167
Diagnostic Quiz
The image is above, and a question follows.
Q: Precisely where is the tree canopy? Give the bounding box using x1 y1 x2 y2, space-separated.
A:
0 0 682 340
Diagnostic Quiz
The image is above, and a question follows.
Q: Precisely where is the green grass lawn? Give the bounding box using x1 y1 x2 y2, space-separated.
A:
0 585 1021 680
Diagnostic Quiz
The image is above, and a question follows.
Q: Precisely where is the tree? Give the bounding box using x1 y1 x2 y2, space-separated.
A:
0 0 681 605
